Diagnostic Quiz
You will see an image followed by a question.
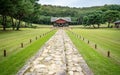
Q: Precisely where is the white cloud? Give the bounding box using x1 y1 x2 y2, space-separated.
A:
38 0 120 7
38 0 79 7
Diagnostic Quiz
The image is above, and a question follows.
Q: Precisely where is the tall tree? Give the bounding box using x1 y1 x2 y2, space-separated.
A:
0 0 15 30
104 10 120 28
83 16 89 26
15 0 34 30
82 11 104 28
92 11 104 28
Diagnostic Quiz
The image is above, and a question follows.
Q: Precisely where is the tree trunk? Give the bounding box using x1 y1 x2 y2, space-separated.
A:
11 17 15 30
16 20 21 30
2 15 7 31
30 23 32 27
93 25 96 28
25 22 27 27
108 22 110 28
97 24 100 28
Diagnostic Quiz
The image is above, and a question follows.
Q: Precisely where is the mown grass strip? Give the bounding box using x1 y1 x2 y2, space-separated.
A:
67 30 120 75
71 28 120 63
0 28 52 60
0 30 56 75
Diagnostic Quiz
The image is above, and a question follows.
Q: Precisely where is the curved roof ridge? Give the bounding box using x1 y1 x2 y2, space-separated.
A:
51 17 71 22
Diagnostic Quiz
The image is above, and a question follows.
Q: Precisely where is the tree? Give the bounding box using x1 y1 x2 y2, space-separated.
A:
104 4 120 11
82 11 104 28
92 11 104 28
0 0 37 30
83 16 89 26
15 0 34 30
104 10 120 28
0 0 15 30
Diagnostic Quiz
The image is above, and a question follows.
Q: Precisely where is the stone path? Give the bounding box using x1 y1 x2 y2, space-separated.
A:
17 29 93 75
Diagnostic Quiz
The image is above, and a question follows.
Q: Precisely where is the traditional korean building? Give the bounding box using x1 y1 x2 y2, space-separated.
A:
114 20 120 28
51 17 71 27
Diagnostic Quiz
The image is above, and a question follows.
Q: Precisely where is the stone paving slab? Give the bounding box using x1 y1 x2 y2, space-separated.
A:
17 29 93 75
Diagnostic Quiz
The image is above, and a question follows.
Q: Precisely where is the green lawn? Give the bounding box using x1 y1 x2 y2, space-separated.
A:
32 24 53 28
66 28 120 75
0 28 56 75
70 28 120 63
0 28 51 59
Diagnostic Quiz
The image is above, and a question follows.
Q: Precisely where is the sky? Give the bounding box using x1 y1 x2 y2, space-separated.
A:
38 0 120 8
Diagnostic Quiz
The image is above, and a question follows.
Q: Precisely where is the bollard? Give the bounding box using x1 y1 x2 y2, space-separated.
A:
40 35 41 38
88 40 89 44
95 44 97 49
107 51 110 57
36 36 37 40
83 37 84 40
21 43 23 48
4 50 6 57
30 39 32 43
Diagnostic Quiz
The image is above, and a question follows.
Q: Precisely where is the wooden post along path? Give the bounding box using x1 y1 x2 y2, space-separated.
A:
83 37 84 40
21 43 23 48
107 51 110 57
4 50 6 57
36 36 37 40
88 40 89 44
95 44 97 49
30 39 32 43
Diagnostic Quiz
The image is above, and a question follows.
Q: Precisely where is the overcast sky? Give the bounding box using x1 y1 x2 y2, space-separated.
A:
38 0 120 7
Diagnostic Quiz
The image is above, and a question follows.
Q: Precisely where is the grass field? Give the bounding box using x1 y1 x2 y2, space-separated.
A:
32 24 53 28
0 28 51 59
70 28 120 63
66 28 120 75
0 28 56 75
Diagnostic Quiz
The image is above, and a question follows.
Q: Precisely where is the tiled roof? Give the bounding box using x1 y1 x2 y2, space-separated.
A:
51 17 71 22
114 20 120 23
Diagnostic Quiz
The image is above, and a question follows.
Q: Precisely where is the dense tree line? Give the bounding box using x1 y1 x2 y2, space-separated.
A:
32 4 120 28
81 5 120 28
0 0 40 30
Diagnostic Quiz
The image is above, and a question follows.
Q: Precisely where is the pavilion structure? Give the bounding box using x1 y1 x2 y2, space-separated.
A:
51 17 71 27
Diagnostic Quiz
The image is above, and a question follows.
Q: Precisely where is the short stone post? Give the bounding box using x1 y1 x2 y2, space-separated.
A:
36 36 37 40
21 43 23 48
107 51 110 57
4 50 6 57
88 40 89 44
95 44 97 49
30 39 32 43
83 37 84 40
